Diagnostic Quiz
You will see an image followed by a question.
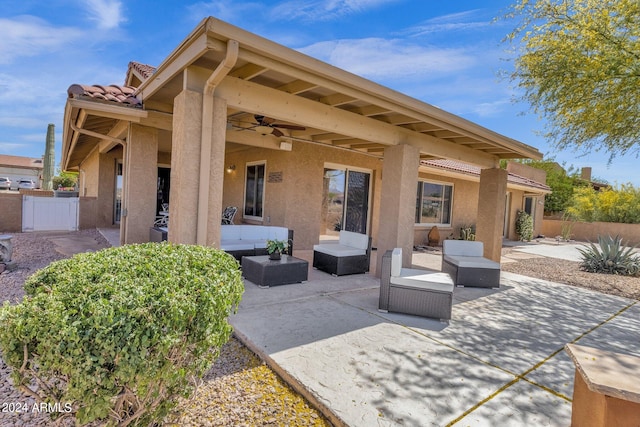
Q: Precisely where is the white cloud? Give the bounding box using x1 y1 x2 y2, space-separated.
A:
299 37 476 80
186 1 263 23
0 16 83 64
83 0 125 30
271 0 402 22
402 10 494 38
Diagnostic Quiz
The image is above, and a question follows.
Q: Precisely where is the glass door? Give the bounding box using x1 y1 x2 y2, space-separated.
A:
114 161 123 224
321 166 371 237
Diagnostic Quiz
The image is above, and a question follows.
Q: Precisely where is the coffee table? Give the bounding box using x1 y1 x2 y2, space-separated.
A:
241 255 309 287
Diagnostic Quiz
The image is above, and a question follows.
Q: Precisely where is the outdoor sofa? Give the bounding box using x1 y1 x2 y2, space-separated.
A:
379 248 454 320
312 230 372 276
221 225 293 261
441 240 500 288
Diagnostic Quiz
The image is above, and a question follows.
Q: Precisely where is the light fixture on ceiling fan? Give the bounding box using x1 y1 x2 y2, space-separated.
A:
253 115 305 137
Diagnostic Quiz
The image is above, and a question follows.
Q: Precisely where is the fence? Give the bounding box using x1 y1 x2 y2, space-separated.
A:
0 192 97 232
542 219 640 246
22 196 79 231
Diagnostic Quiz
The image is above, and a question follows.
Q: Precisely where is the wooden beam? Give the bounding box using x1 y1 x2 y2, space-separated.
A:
216 76 499 167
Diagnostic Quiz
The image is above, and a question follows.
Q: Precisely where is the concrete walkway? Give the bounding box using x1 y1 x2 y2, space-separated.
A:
230 250 640 426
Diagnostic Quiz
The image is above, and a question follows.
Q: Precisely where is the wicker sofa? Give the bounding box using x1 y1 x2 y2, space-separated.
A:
312 230 372 276
379 248 454 320
441 240 500 288
221 225 293 261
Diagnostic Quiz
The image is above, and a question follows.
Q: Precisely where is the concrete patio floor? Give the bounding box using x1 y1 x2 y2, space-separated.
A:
230 249 640 427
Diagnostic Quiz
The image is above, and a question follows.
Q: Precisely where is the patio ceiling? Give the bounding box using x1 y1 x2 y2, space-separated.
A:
138 18 542 168
63 17 542 171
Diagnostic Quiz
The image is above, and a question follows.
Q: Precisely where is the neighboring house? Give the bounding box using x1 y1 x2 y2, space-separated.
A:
0 154 43 190
61 17 546 274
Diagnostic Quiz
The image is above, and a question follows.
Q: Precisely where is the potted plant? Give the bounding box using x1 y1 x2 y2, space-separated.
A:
266 239 288 260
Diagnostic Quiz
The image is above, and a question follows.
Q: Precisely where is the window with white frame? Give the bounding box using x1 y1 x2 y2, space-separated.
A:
244 162 265 220
415 180 453 225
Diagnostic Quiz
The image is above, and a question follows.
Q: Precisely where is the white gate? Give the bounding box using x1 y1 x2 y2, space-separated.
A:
22 196 79 232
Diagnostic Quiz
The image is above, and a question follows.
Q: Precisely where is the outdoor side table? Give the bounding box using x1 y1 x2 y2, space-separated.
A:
565 343 640 427
241 255 308 287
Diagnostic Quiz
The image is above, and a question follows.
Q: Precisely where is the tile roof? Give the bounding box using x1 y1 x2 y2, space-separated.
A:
0 154 44 169
127 61 156 81
67 84 142 107
421 159 551 192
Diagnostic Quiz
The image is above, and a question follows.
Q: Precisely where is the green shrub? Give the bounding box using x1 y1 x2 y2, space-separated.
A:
577 235 640 276
0 243 243 426
515 210 534 241
459 224 476 241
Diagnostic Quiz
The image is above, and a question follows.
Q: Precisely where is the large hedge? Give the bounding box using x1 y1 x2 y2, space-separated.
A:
0 243 243 426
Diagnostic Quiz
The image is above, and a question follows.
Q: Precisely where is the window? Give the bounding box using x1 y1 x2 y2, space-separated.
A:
244 162 265 220
524 196 535 217
415 181 453 225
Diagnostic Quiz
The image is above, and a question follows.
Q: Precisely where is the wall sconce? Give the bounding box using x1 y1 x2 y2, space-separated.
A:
226 164 236 174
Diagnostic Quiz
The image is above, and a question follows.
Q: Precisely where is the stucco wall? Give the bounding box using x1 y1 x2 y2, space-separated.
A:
414 172 479 245
79 147 122 228
542 219 640 245
413 173 544 245
79 197 98 229
0 193 22 232
0 194 97 232
223 141 382 250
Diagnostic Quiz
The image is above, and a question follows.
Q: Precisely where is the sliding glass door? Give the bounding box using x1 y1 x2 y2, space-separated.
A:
322 165 371 236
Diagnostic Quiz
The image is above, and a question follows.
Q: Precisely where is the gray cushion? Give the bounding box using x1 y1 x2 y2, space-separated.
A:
313 244 366 257
444 255 500 270
390 269 454 293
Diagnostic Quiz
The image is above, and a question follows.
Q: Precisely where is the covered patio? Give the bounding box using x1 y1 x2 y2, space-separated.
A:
231 248 640 426
61 17 544 275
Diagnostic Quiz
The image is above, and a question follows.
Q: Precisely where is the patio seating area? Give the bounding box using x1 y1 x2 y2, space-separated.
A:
232 248 640 426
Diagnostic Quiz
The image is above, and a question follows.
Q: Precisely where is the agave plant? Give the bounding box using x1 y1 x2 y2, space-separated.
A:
577 235 640 276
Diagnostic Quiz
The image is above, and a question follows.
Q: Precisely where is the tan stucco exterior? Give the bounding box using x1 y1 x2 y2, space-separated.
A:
60 17 548 276
223 140 383 251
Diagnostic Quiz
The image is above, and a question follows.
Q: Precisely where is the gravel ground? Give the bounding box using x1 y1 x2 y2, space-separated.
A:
0 231 330 427
1 232 638 426
501 247 640 301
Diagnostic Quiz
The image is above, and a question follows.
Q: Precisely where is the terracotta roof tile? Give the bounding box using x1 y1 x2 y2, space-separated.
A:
67 84 142 107
421 159 551 192
127 61 156 80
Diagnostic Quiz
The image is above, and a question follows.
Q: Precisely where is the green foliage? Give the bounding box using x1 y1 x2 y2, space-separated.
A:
459 224 476 241
52 171 78 189
566 184 640 223
505 158 588 214
0 243 243 426
266 239 288 254
503 0 640 158
577 235 640 276
515 210 534 241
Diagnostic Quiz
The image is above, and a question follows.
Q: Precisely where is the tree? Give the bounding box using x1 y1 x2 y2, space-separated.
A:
503 0 640 159
53 169 78 189
504 158 587 214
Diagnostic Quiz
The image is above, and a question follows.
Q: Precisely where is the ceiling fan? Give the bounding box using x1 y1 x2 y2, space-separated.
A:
253 115 305 137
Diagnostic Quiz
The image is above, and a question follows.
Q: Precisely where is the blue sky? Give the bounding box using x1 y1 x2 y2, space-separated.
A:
1 0 637 185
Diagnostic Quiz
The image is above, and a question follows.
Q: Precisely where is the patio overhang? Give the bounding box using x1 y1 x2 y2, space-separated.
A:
62 97 172 171
133 17 542 169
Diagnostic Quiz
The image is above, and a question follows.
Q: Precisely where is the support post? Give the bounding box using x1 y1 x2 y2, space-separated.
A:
475 167 507 262
376 143 420 276
123 124 158 244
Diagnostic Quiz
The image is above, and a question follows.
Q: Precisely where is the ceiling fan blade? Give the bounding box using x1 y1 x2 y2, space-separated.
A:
272 128 284 137
271 124 306 131
254 115 276 125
